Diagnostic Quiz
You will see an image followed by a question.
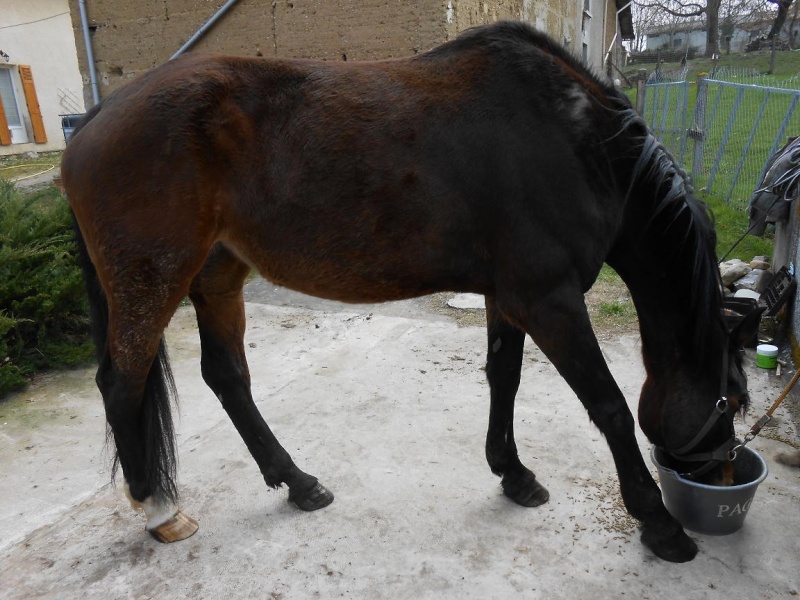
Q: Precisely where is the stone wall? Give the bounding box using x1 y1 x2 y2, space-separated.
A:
68 1 581 105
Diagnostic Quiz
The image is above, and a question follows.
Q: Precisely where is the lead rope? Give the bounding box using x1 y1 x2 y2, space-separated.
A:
732 367 800 458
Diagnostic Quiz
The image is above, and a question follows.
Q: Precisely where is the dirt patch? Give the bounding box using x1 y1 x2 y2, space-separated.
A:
424 279 639 339
584 279 639 339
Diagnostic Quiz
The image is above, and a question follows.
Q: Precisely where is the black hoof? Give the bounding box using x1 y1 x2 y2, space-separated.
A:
501 471 550 507
641 523 698 562
289 482 334 511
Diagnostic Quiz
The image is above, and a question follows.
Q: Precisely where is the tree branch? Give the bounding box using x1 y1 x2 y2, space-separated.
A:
767 0 794 38
636 1 705 17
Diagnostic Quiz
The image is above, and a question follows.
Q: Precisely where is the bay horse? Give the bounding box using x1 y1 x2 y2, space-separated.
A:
62 21 761 562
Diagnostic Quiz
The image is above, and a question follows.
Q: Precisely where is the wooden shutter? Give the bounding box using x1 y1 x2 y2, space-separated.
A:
0 100 10 145
18 65 47 144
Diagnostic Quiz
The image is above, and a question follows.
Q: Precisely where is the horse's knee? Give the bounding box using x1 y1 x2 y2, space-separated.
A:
587 401 635 434
195 315 250 396
199 359 230 393
200 352 249 398
485 362 522 395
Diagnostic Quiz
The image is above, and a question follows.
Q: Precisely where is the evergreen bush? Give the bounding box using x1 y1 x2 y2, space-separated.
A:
0 179 93 398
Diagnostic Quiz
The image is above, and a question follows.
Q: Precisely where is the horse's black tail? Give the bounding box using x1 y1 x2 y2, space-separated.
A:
71 215 179 504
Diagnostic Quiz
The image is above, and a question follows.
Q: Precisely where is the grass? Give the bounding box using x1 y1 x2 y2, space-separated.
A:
706 193 774 261
635 80 800 209
0 151 62 172
587 267 639 336
625 46 800 83
620 46 798 265
694 87 800 208
0 152 62 181
0 151 62 167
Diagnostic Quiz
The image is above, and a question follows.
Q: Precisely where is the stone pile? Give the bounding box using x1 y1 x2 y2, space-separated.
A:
719 256 773 296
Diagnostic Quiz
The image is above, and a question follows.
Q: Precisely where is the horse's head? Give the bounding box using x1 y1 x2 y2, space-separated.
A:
639 307 764 485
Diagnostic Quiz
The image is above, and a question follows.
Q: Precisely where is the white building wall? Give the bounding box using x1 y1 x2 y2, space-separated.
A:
647 26 771 55
0 0 85 155
647 29 706 53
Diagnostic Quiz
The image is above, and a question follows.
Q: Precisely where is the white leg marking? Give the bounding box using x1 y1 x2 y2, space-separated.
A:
124 482 178 530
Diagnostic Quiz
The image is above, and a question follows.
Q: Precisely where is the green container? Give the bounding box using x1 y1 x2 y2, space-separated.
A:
756 344 778 369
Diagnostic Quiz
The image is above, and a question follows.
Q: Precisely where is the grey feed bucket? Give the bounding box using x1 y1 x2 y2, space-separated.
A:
651 446 768 536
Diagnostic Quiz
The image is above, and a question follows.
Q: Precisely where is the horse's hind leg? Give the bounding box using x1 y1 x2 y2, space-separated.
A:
189 245 333 511
484 297 549 506
98 306 198 542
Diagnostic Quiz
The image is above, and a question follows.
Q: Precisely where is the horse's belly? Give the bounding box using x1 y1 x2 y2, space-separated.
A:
221 228 488 304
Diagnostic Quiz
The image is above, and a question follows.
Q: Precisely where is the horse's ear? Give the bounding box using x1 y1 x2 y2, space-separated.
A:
728 306 766 349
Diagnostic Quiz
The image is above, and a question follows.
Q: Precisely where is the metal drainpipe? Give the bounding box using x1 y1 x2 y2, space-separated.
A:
170 0 243 60
78 0 100 107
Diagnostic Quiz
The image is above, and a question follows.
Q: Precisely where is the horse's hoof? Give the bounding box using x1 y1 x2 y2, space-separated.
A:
641 523 698 562
289 482 334 511
147 510 199 543
501 472 550 507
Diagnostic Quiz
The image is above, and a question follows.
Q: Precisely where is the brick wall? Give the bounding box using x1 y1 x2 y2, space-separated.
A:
69 0 578 104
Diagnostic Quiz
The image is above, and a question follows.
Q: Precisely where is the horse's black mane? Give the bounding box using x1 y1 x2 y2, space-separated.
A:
625 117 724 362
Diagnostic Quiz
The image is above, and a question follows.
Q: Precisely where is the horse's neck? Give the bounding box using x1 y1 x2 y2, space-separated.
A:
607 217 715 376
625 271 693 373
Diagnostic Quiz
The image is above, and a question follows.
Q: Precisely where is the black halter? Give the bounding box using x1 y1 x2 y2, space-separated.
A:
658 347 738 480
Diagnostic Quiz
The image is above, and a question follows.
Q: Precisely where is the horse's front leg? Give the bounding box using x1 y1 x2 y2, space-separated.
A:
484 297 550 506
189 248 333 512
499 287 697 563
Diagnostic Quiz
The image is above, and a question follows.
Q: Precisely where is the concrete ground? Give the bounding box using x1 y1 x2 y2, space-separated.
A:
1 286 799 599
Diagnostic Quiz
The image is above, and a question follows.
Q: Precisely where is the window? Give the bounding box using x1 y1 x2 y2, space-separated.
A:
0 65 46 145
581 0 591 64
0 67 28 144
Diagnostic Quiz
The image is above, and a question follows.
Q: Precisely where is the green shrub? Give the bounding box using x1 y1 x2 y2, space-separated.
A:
0 179 93 398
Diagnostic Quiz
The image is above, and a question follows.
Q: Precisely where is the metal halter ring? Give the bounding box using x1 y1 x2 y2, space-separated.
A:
728 442 744 462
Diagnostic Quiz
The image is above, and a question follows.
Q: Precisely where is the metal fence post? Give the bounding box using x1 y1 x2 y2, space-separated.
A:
636 69 647 115
691 73 707 182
